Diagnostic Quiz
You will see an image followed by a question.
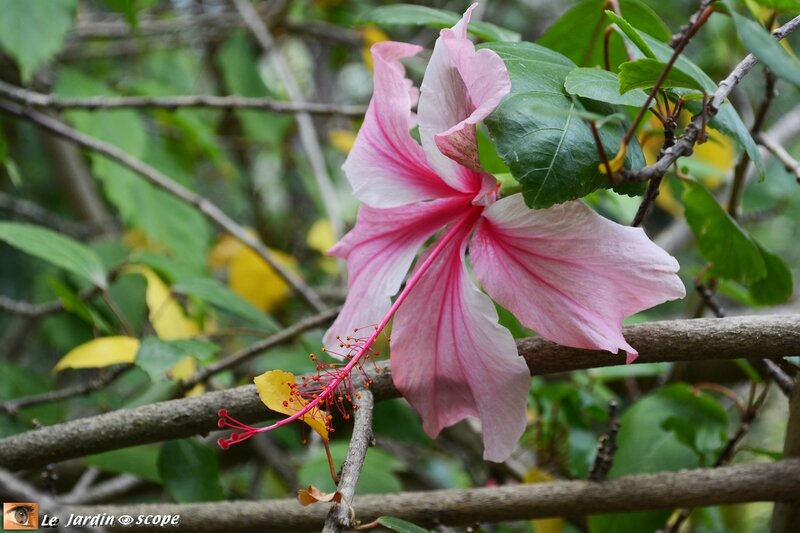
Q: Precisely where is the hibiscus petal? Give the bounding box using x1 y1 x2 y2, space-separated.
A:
391 222 531 462
471 194 686 362
343 42 459 208
323 196 470 352
417 4 510 196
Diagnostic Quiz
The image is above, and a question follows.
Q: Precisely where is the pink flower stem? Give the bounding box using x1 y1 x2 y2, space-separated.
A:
253 207 482 434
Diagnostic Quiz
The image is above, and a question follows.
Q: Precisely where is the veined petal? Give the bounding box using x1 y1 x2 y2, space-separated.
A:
417 4 509 196
343 42 460 208
323 196 471 352
471 194 686 362
391 221 531 462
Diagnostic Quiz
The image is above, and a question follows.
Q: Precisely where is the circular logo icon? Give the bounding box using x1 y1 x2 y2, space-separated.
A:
117 515 134 526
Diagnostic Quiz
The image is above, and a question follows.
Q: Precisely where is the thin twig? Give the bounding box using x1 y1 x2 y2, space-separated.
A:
323 390 375 533
588 401 620 482
0 192 114 239
618 15 800 184
772 385 800 532
0 365 132 416
0 98 327 313
58 474 144 505
183 306 340 390
1 314 798 470
232 0 344 240
0 80 365 116
758 132 800 182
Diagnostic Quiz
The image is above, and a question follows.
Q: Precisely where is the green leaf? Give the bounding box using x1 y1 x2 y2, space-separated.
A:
158 439 225 502
682 181 766 283
604 10 656 59
377 516 431 533
299 442 404 494
589 384 728 533
538 0 670 68
135 337 219 382
85 445 161 483
216 31 293 148
360 4 520 42
0 222 107 288
49 279 113 334
56 69 211 270
565 67 650 107
622 32 765 178
0 0 76 82
618 58 706 94
483 42 645 208
725 4 800 86
749 245 794 305
172 277 279 332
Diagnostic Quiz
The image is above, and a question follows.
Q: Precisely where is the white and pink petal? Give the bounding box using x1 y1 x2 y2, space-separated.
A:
323 196 471 352
391 221 531 462
343 42 459 208
470 194 685 362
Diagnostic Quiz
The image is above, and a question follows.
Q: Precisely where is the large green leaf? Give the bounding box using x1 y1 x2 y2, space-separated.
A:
172 277 279 332
85 445 162 483
565 68 649 107
0 222 107 288
682 181 766 283
360 4 520 42
55 68 211 269
618 58 706 94
589 384 728 532
377 517 431 533
0 0 75 82
724 2 800 86
749 244 794 305
484 42 645 208
627 33 765 178
135 337 219 382
158 439 225 502
538 0 670 68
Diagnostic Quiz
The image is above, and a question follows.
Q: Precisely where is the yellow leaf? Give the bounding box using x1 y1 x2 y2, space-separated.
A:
124 266 199 340
328 129 357 154
170 355 204 397
524 468 565 533
54 336 139 372
122 229 166 253
598 143 627 174
307 219 336 255
210 236 298 312
254 369 329 439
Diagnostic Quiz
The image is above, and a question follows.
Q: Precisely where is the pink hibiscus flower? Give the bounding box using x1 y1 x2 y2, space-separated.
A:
218 4 685 462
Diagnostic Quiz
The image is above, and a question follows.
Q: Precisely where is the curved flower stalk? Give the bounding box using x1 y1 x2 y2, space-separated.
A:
218 3 685 462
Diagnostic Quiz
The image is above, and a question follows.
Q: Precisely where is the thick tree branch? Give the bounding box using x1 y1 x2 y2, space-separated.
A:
618 15 800 184
0 98 327 313
0 80 365 116
0 314 797 470
58 460 800 532
772 385 800 532
323 390 374 532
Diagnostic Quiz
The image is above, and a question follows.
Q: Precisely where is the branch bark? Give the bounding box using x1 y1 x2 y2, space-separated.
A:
58 460 800 532
0 80 365 116
771 385 800 532
0 314 797 470
323 390 374 532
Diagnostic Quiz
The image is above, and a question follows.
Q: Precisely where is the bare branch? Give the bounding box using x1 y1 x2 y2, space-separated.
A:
618 15 800 184
0 314 797 471
772 385 800 532
758 133 800 182
0 99 327 313
0 80 365 116
232 0 344 239
0 192 113 239
59 460 800 531
323 390 374 532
